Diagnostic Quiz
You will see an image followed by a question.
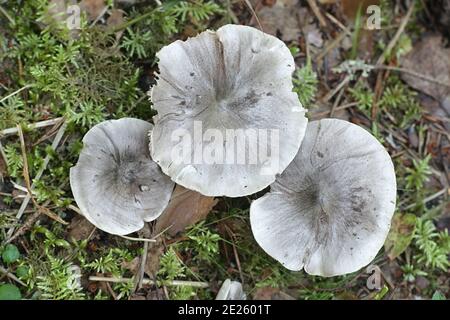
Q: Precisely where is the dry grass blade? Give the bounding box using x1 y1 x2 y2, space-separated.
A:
5 120 68 241
243 0 263 31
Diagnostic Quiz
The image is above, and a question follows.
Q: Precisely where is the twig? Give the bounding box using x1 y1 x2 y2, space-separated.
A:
118 234 156 243
402 188 448 211
321 75 351 103
11 181 31 194
324 12 351 36
89 276 209 288
90 5 109 27
0 265 26 286
374 65 450 88
5 121 68 241
330 86 346 117
0 117 64 137
0 84 32 104
106 282 118 300
17 125 67 225
134 241 149 291
315 31 347 62
0 5 14 25
67 204 83 216
223 224 244 284
243 0 263 31
310 102 358 119
375 4 415 67
306 0 327 27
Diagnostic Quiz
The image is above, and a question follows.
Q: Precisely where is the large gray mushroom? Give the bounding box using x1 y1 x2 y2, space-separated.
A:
250 119 397 276
70 118 174 235
150 24 308 197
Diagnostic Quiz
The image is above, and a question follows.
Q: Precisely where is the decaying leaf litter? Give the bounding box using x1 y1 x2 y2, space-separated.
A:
0 0 449 300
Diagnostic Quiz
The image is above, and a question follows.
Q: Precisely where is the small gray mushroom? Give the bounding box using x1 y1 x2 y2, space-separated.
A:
150 24 308 197
70 118 174 235
250 119 397 276
215 279 246 300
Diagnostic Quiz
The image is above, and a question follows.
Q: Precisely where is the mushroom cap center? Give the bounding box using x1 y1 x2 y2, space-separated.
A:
118 159 144 185
292 180 332 223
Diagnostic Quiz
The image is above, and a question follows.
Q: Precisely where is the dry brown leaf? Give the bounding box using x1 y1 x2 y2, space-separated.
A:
155 185 218 236
107 9 124 28
121 257 140 273
107 9 125 41
303 23 323 47
253 287 296 300
341 0 380 21
144 240 164 277
256 0 308 42
67 214 95 241
401 35 450 104
80 0 106 21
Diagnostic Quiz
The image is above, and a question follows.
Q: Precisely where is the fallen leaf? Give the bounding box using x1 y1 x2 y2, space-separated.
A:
384 212 417 260
256 0 308 42
341 0 380 21
253 287 295 300
401 35 450 104
67 214 96 241
107 9 125 41
80 0 106 21
155 185 218 236
107 9 124 29
121 257 140 274
144 240 164 277
303 23 323 47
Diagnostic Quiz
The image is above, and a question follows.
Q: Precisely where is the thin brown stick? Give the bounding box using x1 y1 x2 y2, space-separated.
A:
306 0 327 27
375 4 415 66
315 31 347 62
0 265 26 286
243 0 263 31
402 188 448 211
16 125 67 226
0 84 32 104
134 241 149 291
375 65 450 88
310 102 358 119
321 75 351 103
89 276 209 288
5 121 68 241
324 12 351 36
330 86 346 117
0 117 64 137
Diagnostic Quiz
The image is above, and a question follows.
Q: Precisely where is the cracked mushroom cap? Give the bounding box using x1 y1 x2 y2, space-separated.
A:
150 24 308 197
250 119 397 276
70 118 174 235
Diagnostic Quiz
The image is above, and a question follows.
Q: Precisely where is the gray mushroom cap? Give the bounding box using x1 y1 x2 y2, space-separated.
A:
250 119 397 276
215 279 246 300
150 24 308 197
70 118 175 235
